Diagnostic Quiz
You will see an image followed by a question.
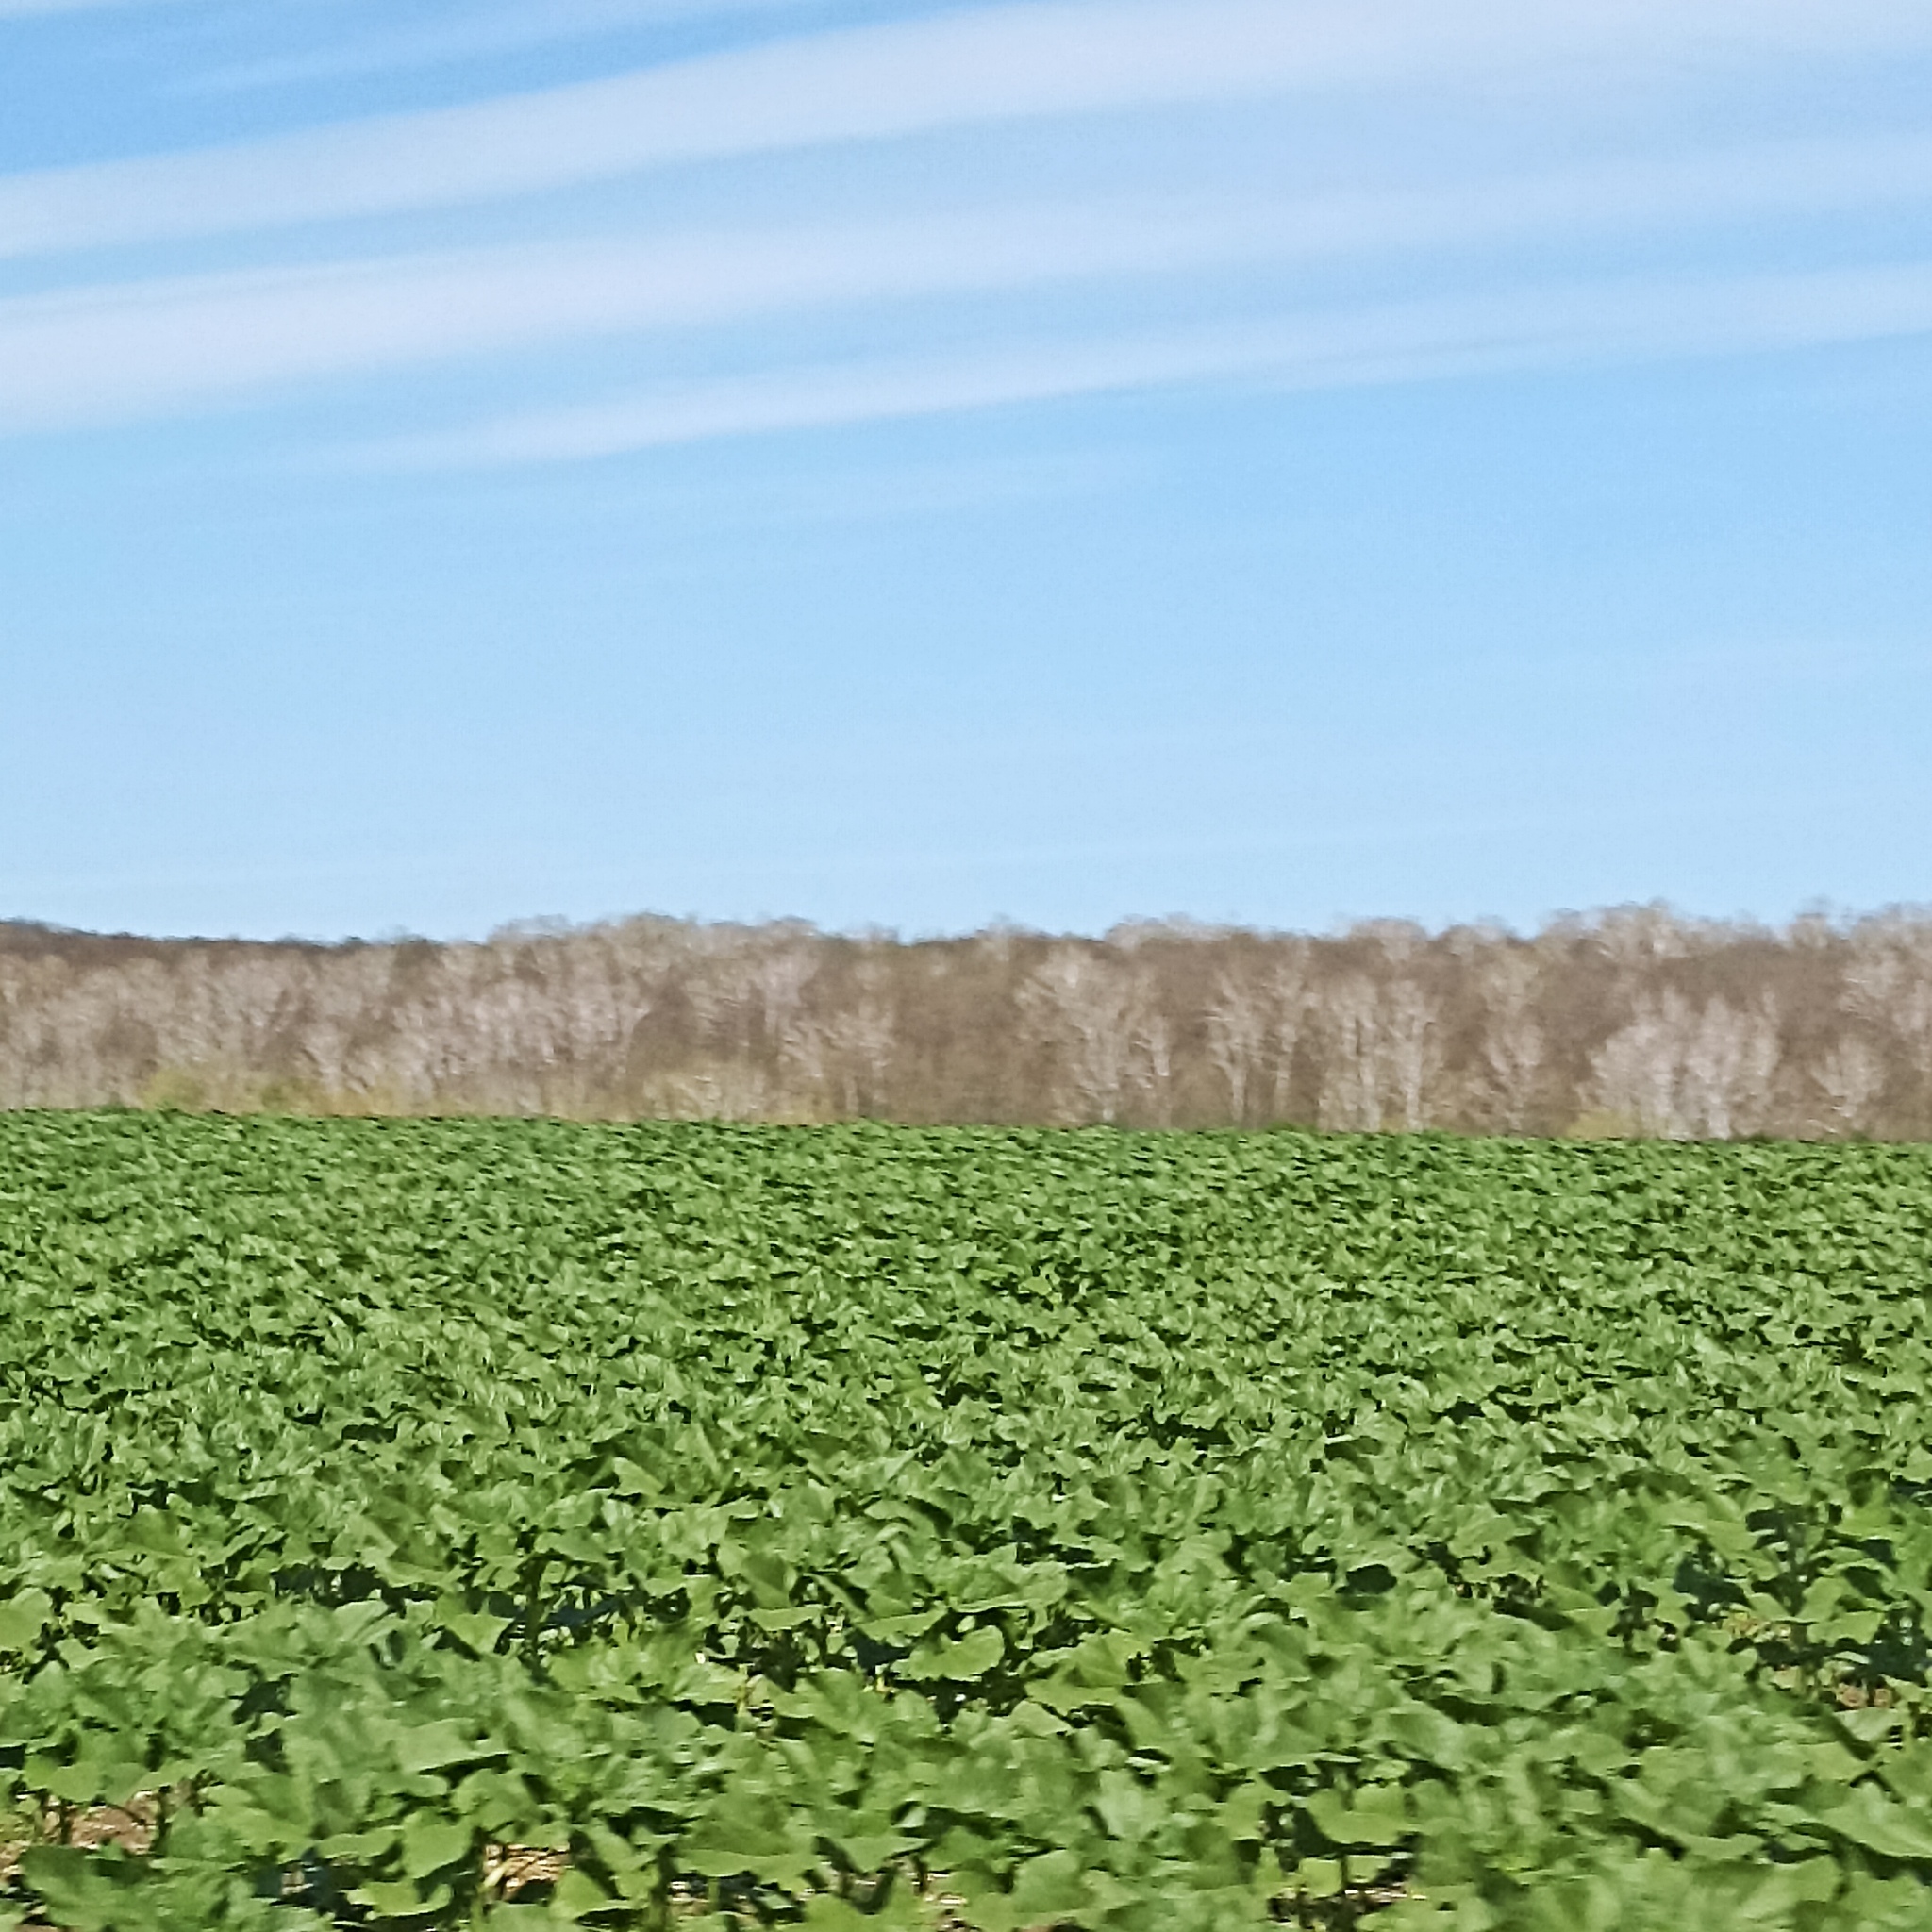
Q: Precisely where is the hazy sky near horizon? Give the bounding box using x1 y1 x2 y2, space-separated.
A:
4 0 1930 941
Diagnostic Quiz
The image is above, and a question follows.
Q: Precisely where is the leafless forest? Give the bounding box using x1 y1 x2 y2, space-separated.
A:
3 906 1930 1139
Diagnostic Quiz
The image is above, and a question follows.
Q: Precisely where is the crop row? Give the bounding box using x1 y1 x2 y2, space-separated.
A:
3 1114 1932 1928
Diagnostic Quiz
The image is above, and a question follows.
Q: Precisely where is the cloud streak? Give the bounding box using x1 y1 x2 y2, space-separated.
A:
11 127 1932 438
6 0 1932 259
11 121 1932 441
0 0 156 13
371 262 1932 465
192 0 818 92
10 129 1932 434
0 197 1342 431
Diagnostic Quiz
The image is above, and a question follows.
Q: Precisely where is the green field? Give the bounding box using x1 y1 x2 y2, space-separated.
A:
5 1114 1932 1930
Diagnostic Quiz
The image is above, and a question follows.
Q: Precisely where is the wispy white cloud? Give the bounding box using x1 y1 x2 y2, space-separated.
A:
192 0 818 92
0 0 157 13
9 131 1932 435
0 197 1328 431
6 0 1932 259
371 262 1932 466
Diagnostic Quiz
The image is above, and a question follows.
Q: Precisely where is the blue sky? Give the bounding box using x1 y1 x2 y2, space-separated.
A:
4 0 1930 941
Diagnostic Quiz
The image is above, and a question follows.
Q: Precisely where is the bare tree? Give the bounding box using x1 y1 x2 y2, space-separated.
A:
1204 968 1270 1126
1593 903 1695 975
754 943 817 1052
684 937 764 1061
1476 949 1545 1134
1381 978 1442 1133
1591 991 1694 1139
1844 927 1932 1125
4 903 1931 1140
1019 946 1145 1124
1813 1034 1885 1137
1316 975 1385 1133
1680 995 1781 1141
1591 991 1780 1140
1265 945 1312 1123
821 998 896 1116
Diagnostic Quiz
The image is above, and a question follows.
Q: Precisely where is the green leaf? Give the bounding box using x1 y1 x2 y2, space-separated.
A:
903 1624 1004 1681
801 1899 878 1932
401 1812 475 1879
1290 1857 1345 1902
1815 1786 1932 1862
0 1589 52 1653
830 1828 916 1872
1008 1849 1089 1923
1307 1787 1410 1849
1837 1706 1900 1746
680 1798 818 1888
353 1875 456 1919
438 1605 514 1657
550 1868 615 1920
395 1720 481 1774
803 1885 928 1930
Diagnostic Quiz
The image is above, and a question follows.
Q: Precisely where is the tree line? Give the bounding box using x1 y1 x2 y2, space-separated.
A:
2 904 1929 1139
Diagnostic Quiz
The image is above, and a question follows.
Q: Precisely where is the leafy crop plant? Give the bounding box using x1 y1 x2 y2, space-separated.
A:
4 1113 1932 1929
